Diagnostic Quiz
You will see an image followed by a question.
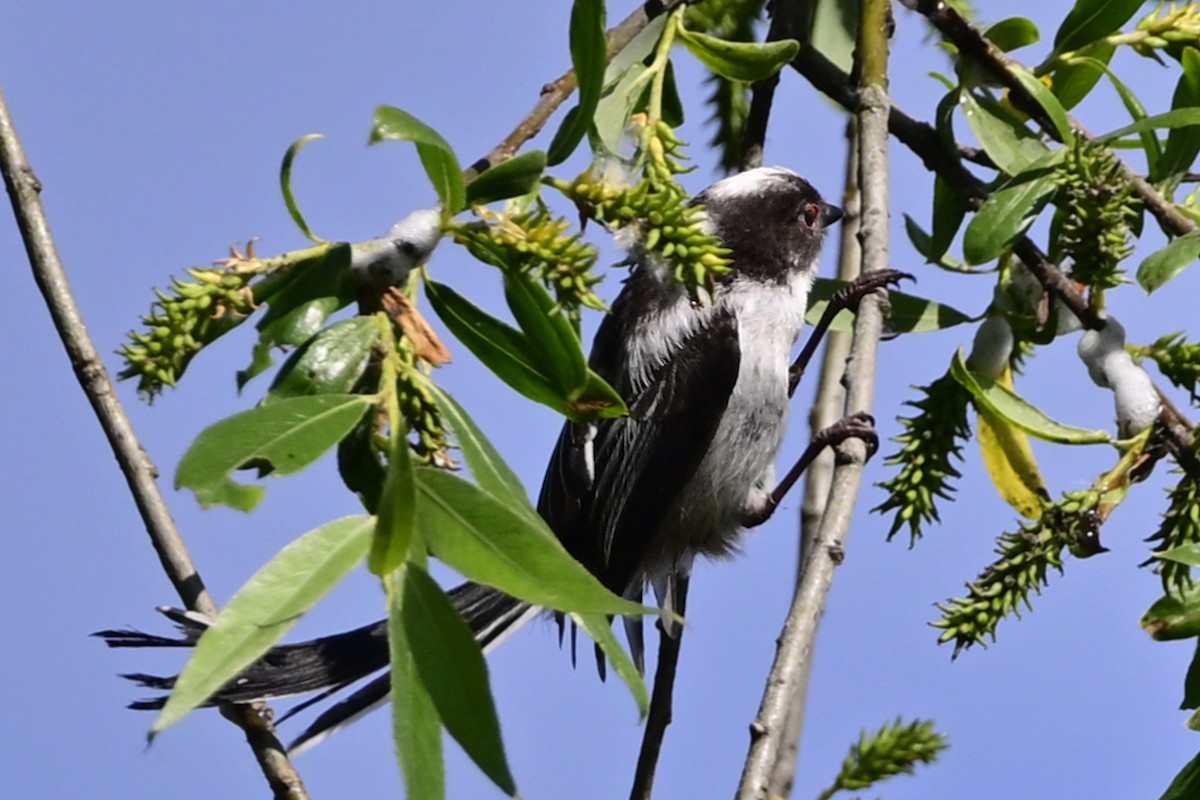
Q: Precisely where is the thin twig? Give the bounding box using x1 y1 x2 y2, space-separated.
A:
911 0 1197 239
628 576 689 800
768 119 861 799
736 2 894 796
0 84 309 800
465 0 699 180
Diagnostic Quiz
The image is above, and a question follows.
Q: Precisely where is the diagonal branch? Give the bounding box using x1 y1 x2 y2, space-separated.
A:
465 0 701 180
911 0 1196 238
0 85 309 800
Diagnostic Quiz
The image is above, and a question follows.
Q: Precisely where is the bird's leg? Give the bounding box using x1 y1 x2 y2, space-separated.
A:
629 573 690 800
788 269 912 396
743 412 879 528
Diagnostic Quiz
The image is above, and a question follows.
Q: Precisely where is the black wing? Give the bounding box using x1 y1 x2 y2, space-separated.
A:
538 278 741 597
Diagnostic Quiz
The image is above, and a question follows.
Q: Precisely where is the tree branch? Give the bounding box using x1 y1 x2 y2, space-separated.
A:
740 0 806 170
0 84 309 800
465 0 699 180
768 118 861 798
736 2 894 797
911 0 1197 239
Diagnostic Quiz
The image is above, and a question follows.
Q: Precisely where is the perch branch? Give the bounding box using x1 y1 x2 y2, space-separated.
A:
0 84 309 800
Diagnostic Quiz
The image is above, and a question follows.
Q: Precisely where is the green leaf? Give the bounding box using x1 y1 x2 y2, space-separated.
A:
369 433 417 576
465 150 548 206
503 270 588 397
370 105 466 215
985 17 1040 53
425 279 626 421
547 0 607 166
1051 42 1114 110
176 394 374 511
279 133 327 244
424 279 565 411
1142 582 1200 640
238 243 357 388
959 91 1050 175
1012 69 1074 145
401 565 516 796
1156 48 1200 184
675 25 799 83
387 567 446 800
807 279 974 334
930 175 967 261
1183 639 1200 711
572 612 649 716
415 467 655 617
423 384 533 516
1053 0 1144 55
963 168 1059 265
1138 231 1200 293
950 350 1111 444
337 414 386 514
1095 108 1200 144
152 515 373 735
1161 751 1200 800
1157 543 1200 568
1079 55 1161 172
264 317 380 404
902 214 975 273
810 0 857 73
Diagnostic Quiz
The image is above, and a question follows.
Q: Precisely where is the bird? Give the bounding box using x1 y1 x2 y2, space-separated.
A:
100 166 887 752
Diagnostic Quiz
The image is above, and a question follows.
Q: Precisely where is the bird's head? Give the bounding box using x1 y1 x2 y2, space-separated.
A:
692 167 842 283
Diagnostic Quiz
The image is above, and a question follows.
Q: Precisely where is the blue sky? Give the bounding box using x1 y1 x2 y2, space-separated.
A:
3 2 1199 798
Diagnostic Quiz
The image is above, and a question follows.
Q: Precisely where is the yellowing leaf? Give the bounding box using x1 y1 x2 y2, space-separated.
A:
976 367 1048 519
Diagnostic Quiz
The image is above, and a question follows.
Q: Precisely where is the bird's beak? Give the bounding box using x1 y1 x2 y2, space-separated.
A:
820 203 844 228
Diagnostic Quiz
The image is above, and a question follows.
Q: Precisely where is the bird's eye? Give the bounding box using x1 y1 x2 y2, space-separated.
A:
803 204 821 228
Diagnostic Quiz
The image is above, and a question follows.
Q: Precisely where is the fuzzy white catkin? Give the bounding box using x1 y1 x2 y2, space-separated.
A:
350 207 443 287
967 315 1014 380
1077 319 1160 436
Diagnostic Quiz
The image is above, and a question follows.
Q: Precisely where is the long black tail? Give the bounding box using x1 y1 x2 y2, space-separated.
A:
95 582 535 752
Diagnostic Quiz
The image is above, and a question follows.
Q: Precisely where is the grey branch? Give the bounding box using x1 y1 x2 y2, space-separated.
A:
0 84 309 800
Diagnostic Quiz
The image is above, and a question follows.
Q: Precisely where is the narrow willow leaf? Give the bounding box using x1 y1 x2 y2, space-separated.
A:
387 567 445 800
1072 55 1160 172
402 565 516 796
1183 639 1200 710
959 91 1049 175
1053 0 1144 55
1051 42 1114 110
370 105 466 214
675 25 799 83
975 366 1048 519
424 279 565 411
806 279 974 334
264 317 379 404
810 0 856 72
547 0 607 166
572 612 650 717
369 433 417 576
279 133 327 244
423 384 532 513
1094 109 1200 144
985 17 1040 52
337 414 386 514
963 169 1059 265
176 394 374 511
415 468 655 617
1138 231 1200 293
930 175 966 261
1156 543 1200 568
465 150 548 206
950 350 1110 444
502 270 588 398
238 243 356 389
1142 582 1200 641
152 515 373 735
1156 48 1200 184
1012 70 1074 145
902 215 976 273
1160 751 1200 800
